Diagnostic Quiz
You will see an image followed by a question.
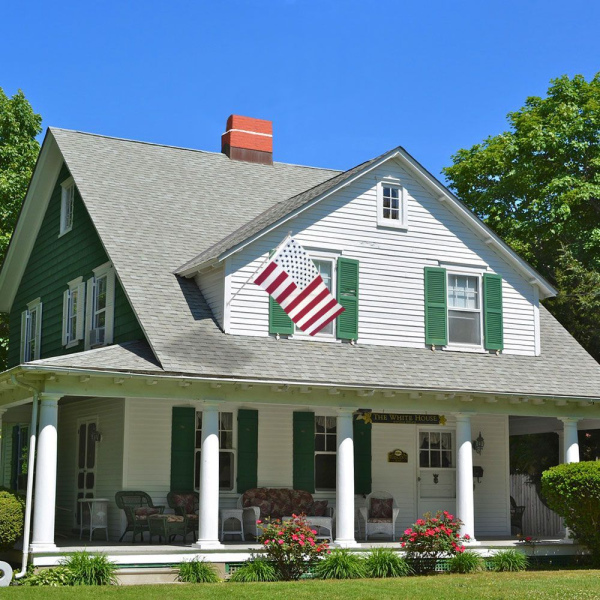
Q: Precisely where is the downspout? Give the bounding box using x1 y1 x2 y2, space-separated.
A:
9 375 41 579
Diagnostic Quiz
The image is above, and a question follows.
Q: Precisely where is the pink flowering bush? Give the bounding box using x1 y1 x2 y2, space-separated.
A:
257 514 329 580
399 511 470 573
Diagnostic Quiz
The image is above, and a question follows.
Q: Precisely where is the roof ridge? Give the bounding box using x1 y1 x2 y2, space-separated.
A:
49 127 340 172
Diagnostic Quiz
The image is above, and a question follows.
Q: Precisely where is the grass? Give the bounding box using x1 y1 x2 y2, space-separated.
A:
4 571 600 599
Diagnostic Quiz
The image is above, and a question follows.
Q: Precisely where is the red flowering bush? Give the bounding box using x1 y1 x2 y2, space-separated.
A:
399 511 469 573
258 514 329 580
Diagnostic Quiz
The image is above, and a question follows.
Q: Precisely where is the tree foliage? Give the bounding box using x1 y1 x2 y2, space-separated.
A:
0 88 42 370
444 73 600 360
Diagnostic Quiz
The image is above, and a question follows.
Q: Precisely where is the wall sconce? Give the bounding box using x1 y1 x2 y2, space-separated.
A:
473 431 485 455
90 431 103 443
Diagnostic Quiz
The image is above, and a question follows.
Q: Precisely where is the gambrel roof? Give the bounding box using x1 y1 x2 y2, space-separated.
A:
1 128 598 399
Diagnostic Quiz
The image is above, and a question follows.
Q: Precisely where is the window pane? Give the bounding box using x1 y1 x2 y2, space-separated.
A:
220 412 233 431
449 310 481 345
419 450 429 467
314 260 332 290
315 454 336 490
441 433 452 449
326 417 337 432
219 451 234 490
442 451 452 467
326 434 337 452
430 432 440 448
78 424 86 469
86 472 95 489
315 417 326 433
315 435 325 451
448 275 478 309
196 413 203 429
419 433 429 449
220 431 233 449
431 452 441 468
87 423 96 469
194 450 201 489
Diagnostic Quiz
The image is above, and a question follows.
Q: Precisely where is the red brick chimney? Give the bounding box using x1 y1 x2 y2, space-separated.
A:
221 115 273 165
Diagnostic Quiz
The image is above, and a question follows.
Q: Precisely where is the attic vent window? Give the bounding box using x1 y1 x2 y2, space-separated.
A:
60 177 75 236
376 180 407 229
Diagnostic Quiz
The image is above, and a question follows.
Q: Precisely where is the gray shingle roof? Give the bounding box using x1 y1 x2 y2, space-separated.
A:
47 128 600 400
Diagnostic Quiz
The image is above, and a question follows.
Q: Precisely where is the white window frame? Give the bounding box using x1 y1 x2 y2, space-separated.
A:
194 410 237 493
445 267 485 352
62 277 86 348
84 262 115 350
376 178 407 229
417 427 455 470
21 298 42 362
59 177 75 237
315 415 337 492
292 252 338 340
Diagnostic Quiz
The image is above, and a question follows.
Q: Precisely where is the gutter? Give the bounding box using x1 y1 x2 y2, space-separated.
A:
9 375 41 580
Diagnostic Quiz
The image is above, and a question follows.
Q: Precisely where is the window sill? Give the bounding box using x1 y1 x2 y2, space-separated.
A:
443 345 487 354
376 221 408 231
58 226 73 238
65 339 80 349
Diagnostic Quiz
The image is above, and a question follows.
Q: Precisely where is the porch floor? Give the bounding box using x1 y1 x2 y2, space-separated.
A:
26 535 586 567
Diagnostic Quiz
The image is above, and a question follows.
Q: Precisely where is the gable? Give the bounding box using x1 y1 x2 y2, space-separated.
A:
223 158 540 356
7 163 145 367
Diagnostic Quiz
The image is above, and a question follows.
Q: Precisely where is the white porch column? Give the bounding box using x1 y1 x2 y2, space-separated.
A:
31 394 61 552
194 402 223 549
560 418 580 464
334 408 357 547
454 413 475 542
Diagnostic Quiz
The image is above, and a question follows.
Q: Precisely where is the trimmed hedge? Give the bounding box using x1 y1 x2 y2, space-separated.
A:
0 488 25 551
541 462 600 563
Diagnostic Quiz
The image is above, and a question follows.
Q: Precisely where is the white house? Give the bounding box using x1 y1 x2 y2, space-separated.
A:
0 115 599 569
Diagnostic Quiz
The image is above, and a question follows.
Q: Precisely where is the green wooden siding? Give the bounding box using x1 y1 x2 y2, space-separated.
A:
336 257 359 340
8 164 145 367
170 407 196 490
483 273 504 351
424 267 448 346
293 411 315 493
353 417 372 495
237 409 258 493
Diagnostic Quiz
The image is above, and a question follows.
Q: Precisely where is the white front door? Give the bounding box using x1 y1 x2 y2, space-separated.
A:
417 428 456 518
76 420 98 527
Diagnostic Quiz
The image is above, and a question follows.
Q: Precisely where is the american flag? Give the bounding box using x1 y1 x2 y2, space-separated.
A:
254 237 345 336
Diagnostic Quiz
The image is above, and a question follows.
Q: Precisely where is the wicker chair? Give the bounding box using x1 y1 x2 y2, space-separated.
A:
115 491 165 543
359 491 400 541
510 496 525 534
167 491 199 541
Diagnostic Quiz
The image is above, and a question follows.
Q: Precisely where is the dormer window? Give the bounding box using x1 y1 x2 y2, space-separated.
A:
376 180 407 229
60 177 75 236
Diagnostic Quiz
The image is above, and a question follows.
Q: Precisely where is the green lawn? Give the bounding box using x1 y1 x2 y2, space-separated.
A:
4 571 600 600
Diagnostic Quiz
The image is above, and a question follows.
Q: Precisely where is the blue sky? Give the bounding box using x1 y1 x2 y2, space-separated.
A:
2 1 599 178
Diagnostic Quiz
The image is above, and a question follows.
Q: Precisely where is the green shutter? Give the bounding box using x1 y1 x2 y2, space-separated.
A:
424 267 448 346
483 273 504 351
268 249 294 335
353 417 372 495
237 409 258 493
170 407 196 490
336 257 359 340
293 412 315 493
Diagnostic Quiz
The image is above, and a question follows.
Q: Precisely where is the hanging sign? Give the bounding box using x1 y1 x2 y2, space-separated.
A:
388 449 409 463
355 413 446 426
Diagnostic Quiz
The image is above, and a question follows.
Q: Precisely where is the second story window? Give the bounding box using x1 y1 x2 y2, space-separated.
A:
20 299 42 362
376 180 407 229
62 277 85 348
447 273 481 346
60 177 75 236
85 262 116 349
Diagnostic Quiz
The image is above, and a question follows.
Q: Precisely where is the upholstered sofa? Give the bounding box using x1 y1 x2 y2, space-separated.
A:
238 488 333 538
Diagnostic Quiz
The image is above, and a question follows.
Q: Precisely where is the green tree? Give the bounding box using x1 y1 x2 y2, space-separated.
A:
443 74 600 361
0 89 42 370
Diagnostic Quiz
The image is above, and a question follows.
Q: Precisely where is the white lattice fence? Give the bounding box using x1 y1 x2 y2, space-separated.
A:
510 474 563 537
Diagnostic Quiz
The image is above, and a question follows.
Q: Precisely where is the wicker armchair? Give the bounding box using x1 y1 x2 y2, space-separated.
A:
167 491 199 541
115 491 165 542
359 491 400 540
510 496 525 534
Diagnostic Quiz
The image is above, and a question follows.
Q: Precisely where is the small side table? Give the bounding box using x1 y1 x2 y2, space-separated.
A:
78 498 110 541
219 508 245 541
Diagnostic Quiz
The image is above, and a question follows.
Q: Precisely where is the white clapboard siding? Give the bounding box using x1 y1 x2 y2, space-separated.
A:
510 474 563 537
195 265 224 329
222 160 537 355
257 406 293 488
56 398 125 540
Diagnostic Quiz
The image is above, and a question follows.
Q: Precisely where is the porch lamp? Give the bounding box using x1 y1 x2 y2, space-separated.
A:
473 432 485 455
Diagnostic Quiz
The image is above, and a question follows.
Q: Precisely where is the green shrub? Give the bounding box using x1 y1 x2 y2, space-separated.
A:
229 558 280 582
541 462 600 563
448 550 485 574
61 551 117 585
177 558 220 583
489 549 528 572
21 567 73 587
314 549 366 579
0 489 25 552
364 548 412 578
